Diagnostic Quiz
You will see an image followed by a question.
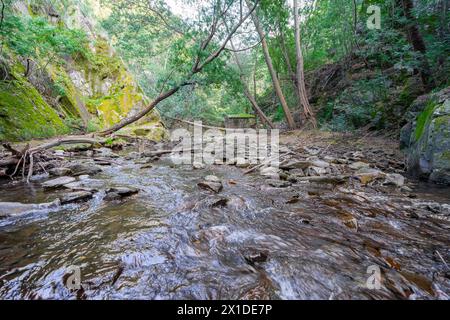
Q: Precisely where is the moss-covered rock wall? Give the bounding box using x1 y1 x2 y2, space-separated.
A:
401 87 450 185
0 0 166 142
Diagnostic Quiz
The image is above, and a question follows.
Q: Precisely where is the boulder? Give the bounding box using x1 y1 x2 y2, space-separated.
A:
402 87 450 185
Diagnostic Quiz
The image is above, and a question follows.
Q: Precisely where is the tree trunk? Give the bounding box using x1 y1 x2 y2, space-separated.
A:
246 0 296 129
293 0 316 127
230 40 274 128
99 85 182 136
399 0 434 90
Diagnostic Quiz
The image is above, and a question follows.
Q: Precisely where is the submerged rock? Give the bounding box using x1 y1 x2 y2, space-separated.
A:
42 176 76 189
0 199 61 217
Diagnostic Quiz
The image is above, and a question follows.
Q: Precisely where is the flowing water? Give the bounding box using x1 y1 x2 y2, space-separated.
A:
0 153 449 300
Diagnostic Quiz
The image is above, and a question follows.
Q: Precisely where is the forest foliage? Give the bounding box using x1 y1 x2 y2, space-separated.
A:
1 0 449 133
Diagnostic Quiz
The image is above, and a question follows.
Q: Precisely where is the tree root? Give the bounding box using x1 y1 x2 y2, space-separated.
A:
1 135 105 183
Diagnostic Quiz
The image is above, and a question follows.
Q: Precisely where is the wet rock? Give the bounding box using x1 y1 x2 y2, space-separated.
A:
289 169 305 177
63 179 105 192
212 198 229 208
125 152 140 160
134 158 152 165
260 167 280 179
106 187 139 197
280 160 312 170
384 173 405 187
49 167 73 177
226 196 248 210
266 180 291 188
0 199 60 217
29 173 50 182
355 168 385 185
104 187 139 201
198 181 223 193
335 158 349 164
310 160 330 168
66 163 102 176
193 162 206 170
42 176 76 189
308 166 328 176
53 150 65 156
349 161 370 170
198 176 223 193
60 191 93 204
242 249 269 266
94 160 113 166
296 175 348 185
400 186 413 193
236 158 250 168
94 148 119 158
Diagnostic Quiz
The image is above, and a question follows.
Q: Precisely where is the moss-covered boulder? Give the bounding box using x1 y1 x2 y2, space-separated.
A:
402 87 450 185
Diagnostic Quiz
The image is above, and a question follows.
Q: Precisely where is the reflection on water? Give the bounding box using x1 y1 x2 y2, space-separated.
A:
0 157 449 300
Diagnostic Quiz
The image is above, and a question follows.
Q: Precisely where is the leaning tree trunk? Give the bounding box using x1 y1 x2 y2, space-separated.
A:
99 86 182 136
230 40 274 129
246 0 296 129
294 0 316 128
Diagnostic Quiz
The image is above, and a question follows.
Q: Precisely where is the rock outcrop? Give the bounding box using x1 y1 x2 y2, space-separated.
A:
0 0 166 142
401 87 450 185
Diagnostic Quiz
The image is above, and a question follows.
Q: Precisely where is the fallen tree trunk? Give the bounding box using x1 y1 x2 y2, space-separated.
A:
28 136 103 153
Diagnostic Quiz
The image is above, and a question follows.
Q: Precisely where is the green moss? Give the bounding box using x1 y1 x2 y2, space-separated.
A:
414 101 438 142
441 150 450 161
0 80 69 141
